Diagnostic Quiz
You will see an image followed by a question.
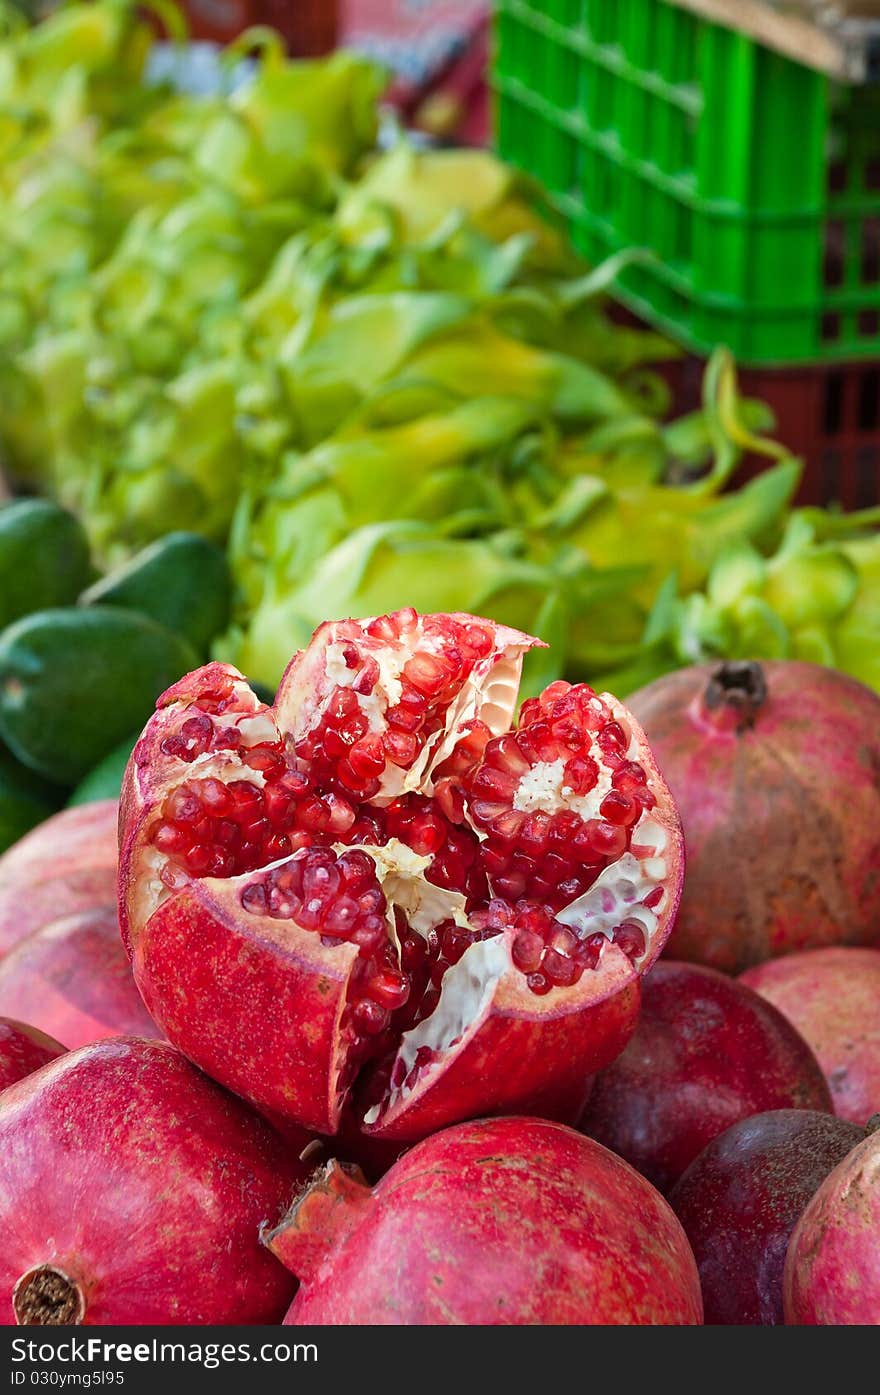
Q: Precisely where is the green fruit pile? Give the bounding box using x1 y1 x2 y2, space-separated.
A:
0 498 232 848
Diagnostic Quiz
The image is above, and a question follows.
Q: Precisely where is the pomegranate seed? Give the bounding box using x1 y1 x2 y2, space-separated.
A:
511 929 543 973
325 793 356 833
153 822 190 853
198 778 233 815
350 916 386 951
598 722 628 759
159 862 189 891
228 781 263 813
366 970 410 1011
599 791 638 827
323 728 350 759
563 755 599 795
345 738 386 778
516 720 557 763
160 734 187 758
383 730 420 767
552 716 583 750
386 704 422 734
214 726 242 749
542 680 572 704
352 657 380 694
613 920 647 961
185 845 214 875
337 712 368 745
353 1000 390 1035
241 882 268 914
327 687 359 721
643 886 664 909
402 651 451 697
548 925 578 957
581 933 607 970
583 819 628 859
526 971 551 996
520 813 551 859
264 833 291 862
298 796 329 831
612 760 647 793
180 714 213 750
338 851 376 891
400 934 428 969
244 746 285 777
518 698 542 727
164 786 201 823
407 811 446 856
542 949 578 987
460 623 492 658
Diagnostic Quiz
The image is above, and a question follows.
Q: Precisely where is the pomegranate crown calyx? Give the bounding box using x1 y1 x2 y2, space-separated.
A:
261 1159 373 1282
702 661 768 734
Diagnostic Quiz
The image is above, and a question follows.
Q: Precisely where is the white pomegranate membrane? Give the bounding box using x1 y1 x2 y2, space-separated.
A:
137 612 673 1123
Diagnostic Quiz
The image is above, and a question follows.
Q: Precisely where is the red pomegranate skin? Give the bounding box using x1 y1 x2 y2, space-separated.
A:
669 1110 863 1324
578 961 833 1193
265 1116 703 1325
741 947 880 1126
784 1122 880 1324
628 661 880 973
0 802 118 958
0 1038 306 1326
0 907 159 1050
0 1019 65 1092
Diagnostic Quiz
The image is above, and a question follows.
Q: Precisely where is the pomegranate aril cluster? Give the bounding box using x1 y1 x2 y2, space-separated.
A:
467 681 656 910
392 915 500 1032
158 676 257 761
474 899 598 995
152 743 356 884
241 849 416 1047
293 612 495 800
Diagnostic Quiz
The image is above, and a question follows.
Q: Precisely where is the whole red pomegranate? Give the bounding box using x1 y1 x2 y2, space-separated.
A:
264 1116 703 1324
741 947 880 1126
628 661 880 973
118 611 683 1143
0 802 118 958
669 1110 864 1324
0 1037 307 1326
784 1116 880 1324
0 907 158 1049
0 1018 65 1092
578 961 832 1192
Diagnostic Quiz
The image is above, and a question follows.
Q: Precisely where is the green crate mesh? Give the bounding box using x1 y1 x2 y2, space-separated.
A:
493 0 880 365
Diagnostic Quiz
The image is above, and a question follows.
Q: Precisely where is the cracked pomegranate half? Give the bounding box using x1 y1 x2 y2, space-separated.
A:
119 610 683 1141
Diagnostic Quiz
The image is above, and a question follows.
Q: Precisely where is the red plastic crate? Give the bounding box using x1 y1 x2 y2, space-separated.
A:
180 1 339 53
662 354 880 510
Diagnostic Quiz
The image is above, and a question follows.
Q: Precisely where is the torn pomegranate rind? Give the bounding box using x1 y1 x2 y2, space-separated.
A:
119 611 683 1139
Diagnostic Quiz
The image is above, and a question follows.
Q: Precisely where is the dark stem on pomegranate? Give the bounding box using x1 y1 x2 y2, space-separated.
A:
13 1266 85 1326
703 662 768 732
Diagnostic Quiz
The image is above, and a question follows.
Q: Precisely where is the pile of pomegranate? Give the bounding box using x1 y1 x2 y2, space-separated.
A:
1 619 879 1328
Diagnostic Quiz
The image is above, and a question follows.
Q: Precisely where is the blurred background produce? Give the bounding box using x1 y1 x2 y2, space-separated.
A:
0 0 877 855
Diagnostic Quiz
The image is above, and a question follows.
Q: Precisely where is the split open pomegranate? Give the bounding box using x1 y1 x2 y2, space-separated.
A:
119 611 683 1141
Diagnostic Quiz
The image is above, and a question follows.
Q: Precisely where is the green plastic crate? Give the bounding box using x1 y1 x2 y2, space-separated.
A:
493 0 880 365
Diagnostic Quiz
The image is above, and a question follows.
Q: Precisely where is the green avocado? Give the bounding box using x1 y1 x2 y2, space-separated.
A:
0 499 92 631
79 531 232 657
0 607 199 785
0 740 65 854
67 732 140 807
